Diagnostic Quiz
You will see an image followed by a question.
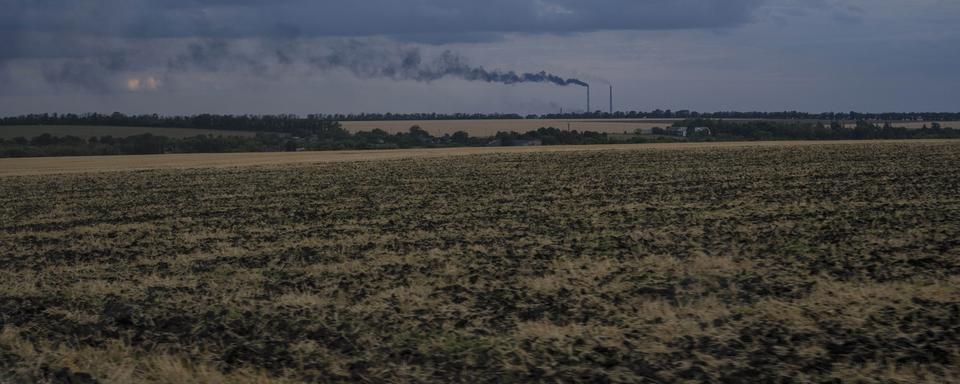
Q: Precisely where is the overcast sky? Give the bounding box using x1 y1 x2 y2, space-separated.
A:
1 0 958 115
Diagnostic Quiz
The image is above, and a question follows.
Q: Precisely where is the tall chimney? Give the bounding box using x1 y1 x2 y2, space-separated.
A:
609 85 613 115
587 85 591 113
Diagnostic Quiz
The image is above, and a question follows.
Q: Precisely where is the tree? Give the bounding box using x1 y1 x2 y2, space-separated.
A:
409 125 430 138
30 133 56 146
451 131 470 144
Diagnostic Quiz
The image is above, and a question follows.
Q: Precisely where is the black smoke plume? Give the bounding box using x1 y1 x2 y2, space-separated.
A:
416 51 589 87
42 39 590 91
314 44 589 87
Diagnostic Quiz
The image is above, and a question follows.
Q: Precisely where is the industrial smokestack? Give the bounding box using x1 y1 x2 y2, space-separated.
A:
587 85 591 113
609 85 613 115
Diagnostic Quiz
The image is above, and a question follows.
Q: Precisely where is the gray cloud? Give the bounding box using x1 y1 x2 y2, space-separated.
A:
2 0 763 45
0 0 764 90
3 0 958 113
40 53 131 92
0 61 8 85
761 0 864 24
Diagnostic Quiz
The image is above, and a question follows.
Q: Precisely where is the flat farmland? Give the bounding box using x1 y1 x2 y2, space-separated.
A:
341 119 680 136
0 125 263 139
1 140 951 177
1 141 959 383
343 119 960 137
4 120 954 140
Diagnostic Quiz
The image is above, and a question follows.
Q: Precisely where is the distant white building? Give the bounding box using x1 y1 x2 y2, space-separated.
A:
662 127 711 137
692 127 712 136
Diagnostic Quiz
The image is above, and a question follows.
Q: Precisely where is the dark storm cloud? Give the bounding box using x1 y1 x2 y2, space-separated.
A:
2 0 764 44
0 0 765 89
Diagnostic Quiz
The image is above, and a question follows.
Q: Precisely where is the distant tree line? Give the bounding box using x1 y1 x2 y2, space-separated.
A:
0 127 631 158
3 118 959 158
3 111 959 132
289 111 960 121
0 113 344 137
491 128 613 146
0 133 288 157
540 110 960 121
668 119 960 140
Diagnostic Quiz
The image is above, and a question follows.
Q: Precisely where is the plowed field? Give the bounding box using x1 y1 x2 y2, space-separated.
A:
2 141 959 383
